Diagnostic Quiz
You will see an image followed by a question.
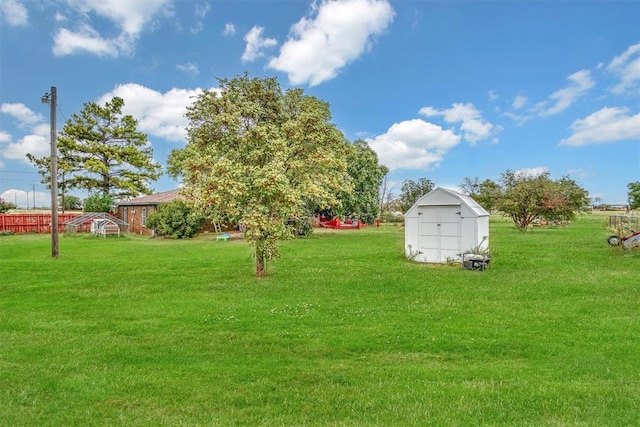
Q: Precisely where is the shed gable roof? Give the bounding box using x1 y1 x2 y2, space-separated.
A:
116 189 183 206
407 187 489 217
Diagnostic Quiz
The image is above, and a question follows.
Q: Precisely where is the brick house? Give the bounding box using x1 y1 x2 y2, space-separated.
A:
116 189 182 235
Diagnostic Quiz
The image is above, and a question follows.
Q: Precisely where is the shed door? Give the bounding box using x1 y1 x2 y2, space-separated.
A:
418 205 461 262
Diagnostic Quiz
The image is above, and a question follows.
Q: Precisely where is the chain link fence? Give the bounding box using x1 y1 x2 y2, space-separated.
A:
609 215 640 231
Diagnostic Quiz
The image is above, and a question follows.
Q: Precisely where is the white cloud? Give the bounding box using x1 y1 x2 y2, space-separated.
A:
512 95 527 109
268 0 395 86
0 0 28 26
0 131 11 143
53 25 120 57
0 104 48 163
366 119 460 170
3 134 49 160
606 42 640 95
98 83 211 142
176 62 199 76
241 26 277 62
223 22 236 36
514 167 549 178
0 103 43 127
419 103 497 144
566 168 589 179
67 0 171 34
1 189 50 209
503 111 531 126
559 106 640 146
191 2 211 33
539 69 595 116
53 0 172 57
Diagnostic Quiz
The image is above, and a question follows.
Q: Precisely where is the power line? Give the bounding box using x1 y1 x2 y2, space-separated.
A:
57 105 67 122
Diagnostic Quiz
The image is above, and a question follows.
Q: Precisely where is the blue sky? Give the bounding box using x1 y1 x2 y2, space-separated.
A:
1 0 639 208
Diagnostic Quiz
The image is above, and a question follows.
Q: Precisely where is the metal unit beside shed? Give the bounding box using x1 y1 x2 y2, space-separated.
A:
404 187 489 263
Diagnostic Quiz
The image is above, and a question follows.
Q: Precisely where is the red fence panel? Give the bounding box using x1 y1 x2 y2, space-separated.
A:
0 213 81 234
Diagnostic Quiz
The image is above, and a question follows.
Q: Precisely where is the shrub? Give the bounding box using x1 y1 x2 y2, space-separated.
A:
381 214 404 224
0 197 17 213
83 194 114 213
289 215 314 237
146 200 205 239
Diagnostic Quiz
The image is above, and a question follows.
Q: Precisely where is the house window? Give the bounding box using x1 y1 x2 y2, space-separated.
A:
142 207 147 227
123 207 128 224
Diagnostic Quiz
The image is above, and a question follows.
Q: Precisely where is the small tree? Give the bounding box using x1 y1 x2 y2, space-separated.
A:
476 179 502 211
460 176 482 198
61 195 82 211
378 172 398 219
83 194 114 213
169 74 350 277
398 178 434 213
628 182 640 210
0 197 17 213
497 170 589 231
146 200 205 239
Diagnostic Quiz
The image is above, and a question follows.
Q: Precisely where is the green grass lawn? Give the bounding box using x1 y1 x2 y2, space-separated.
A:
1 214 638 426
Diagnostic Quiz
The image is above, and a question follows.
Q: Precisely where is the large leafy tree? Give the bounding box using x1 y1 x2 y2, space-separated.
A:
168 74 350 277
398 178 435 213
628 182 640 210
332 139 388 223
27 97 162 198
498 170 589 231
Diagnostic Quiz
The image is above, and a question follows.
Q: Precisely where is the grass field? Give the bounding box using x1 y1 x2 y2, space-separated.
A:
1 214 638 426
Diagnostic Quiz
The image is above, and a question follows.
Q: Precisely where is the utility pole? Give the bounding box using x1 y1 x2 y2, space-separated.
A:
42 87 59 258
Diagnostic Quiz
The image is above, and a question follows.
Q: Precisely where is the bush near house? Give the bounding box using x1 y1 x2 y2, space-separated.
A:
145 200 205 239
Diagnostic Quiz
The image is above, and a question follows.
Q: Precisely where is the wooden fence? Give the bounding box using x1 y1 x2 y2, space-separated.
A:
0 213 81 234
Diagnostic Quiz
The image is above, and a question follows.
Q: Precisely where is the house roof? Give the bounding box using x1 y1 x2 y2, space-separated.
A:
116 189 183 206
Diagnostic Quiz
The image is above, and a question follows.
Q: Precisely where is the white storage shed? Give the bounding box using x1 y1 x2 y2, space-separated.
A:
404 187 489 263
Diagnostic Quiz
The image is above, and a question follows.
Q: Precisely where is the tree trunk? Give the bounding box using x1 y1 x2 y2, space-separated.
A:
255 256 266 277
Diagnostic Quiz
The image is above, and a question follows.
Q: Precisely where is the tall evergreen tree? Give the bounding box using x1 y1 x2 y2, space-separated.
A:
27 97 162 198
